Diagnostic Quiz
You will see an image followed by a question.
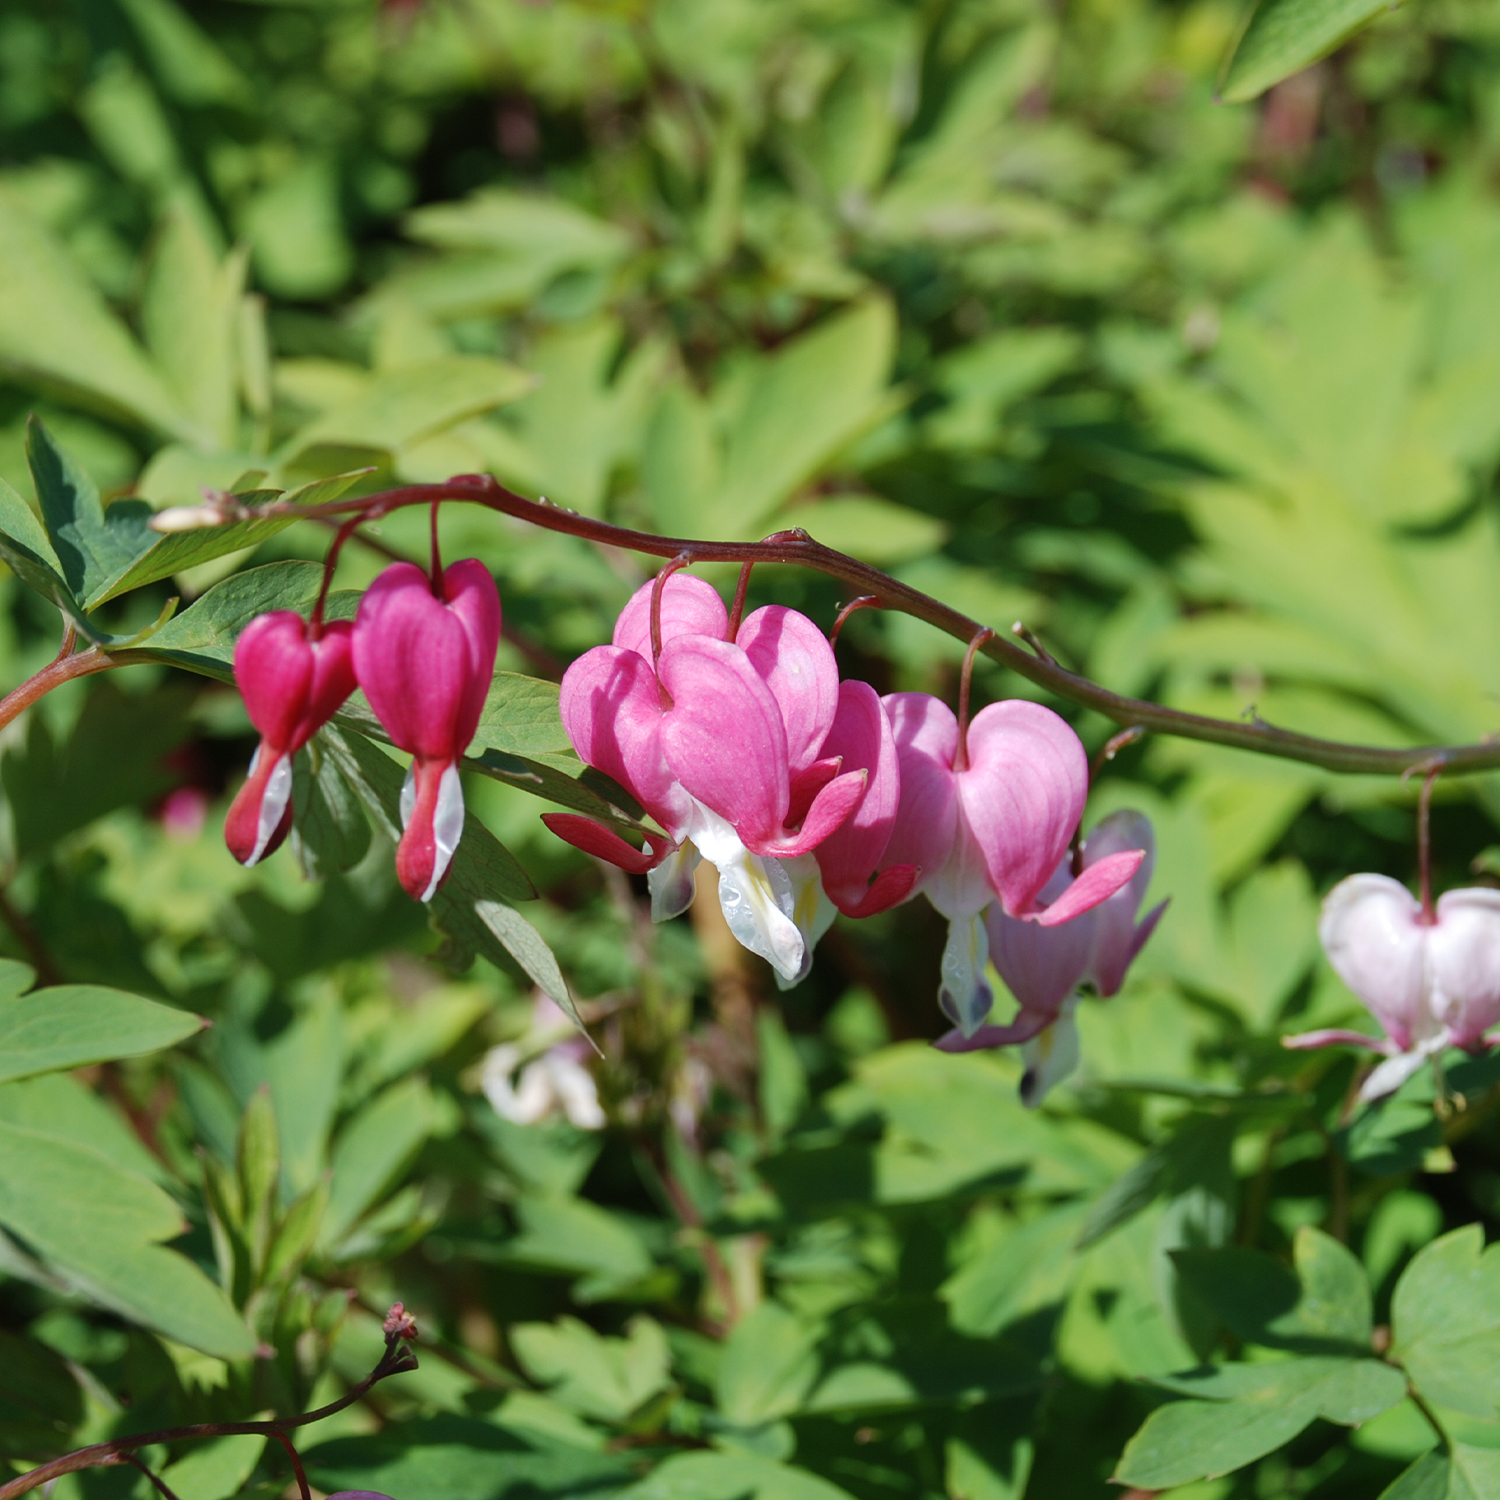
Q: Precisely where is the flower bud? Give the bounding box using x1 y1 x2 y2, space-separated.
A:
353 560 500 901
225 613 356 866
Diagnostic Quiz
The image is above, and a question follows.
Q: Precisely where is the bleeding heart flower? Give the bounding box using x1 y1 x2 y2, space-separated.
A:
545 576 871 985
225 612 356 867
937 810 1166 1105
353 560 500 902
1285 874 1500 1100
881 693 1144 1035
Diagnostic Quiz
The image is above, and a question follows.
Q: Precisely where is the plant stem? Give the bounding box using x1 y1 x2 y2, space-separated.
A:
218 476 1500 778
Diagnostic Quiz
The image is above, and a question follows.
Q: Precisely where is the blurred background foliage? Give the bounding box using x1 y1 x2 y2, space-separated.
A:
6 0 1500 1494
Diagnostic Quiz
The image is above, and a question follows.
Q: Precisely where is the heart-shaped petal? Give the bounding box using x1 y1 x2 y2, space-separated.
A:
1318 873 1431 1051
613 573 727 659
737 605 840 775
1430 887 1500 1048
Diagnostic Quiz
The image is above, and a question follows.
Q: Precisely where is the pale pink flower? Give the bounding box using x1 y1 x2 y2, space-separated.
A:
1286 874 1500 1100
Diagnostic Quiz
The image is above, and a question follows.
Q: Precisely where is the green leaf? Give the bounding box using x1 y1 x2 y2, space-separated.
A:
140 560 327 680
27 417 155 608
1380 1445 1500 1500
717 1301 822 1425
0 1326 83 1459
512 1315 671 1422
282 356 533 464
621 1452 856 1500
776 495 949 566
0 189 194 440
292 743 372 879
320 1076 435 1250
1115 1357 1407 1489
470 672 574 759
1391 1224 1500 1420
159 1434 267 1500
0 1119 255 1357
1172 1226 1373 1353
0 474 79 619
503 1192 657 1302
0 984 204 1085
1219 0 1393 105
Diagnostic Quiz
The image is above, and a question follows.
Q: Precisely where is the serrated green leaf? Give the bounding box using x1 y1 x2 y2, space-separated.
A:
717 1301 823 1425
0 984 203 1084
1380 1445 1500 1500
512 1315 671 1422
1220 0 1393 105
505 1192 656 1301
1116 1357 1406 1488
1391 1225 1500 1419
292 743 372 879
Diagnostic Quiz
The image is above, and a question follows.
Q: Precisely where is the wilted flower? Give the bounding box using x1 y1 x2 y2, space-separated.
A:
225 611 356 867
937 810 1164 1105
1285 873 1500 1100
353 560 501 901
881 693 1144 1035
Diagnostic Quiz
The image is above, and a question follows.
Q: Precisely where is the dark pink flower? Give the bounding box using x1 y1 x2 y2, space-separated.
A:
882 693 1143 1035
353 560 501 902
225 612 356 867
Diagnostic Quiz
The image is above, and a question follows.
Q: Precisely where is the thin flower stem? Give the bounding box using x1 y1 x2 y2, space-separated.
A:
952 628 994 775
0 644 142 737
430 498 443 593
1417 762 1444 924
828 595 881 647
269 1430 311 1500
310 515 365 638
1408 1385 1450 1449
0 1336 418 1499
726 562 753 643
124 473 1500 778
125 1454 183 1500
650 552 694 672
1091 725 1146 781
1010 619 1056 666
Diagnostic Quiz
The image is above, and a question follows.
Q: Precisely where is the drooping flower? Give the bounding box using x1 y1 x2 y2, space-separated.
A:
353 560 501 902
937 810 1166 1105
225 612 356 867
880 693 1144 1035
1285 874 1500 1100
544 575 885 985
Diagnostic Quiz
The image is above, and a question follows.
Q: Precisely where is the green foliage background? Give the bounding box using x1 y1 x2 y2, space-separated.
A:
6 0 1500 1495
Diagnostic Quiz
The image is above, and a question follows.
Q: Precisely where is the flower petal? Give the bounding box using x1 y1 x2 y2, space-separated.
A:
560 645 687 831
648 840 701 921
613 573 728 659
815 682 903 912
234 612 315 750
1281 1028 1391 1052
1319 873 1430 1051
1031 849 1144 927
1430 887 1500 1048
441 559 503 752
749 768 866 858
939 911 994 1036
395 758 465 902
934 1010 1054 1052
1019 1000 1081 1108
1081 810 1158 994
959 700 1088 918
659 635 790 846
881 692 960 894
541 813 665 875
224 744 294 867
736 605 840 774
986 895 1094 1017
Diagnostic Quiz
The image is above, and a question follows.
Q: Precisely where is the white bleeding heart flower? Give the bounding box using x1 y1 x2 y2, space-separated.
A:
1284 873 1500 1100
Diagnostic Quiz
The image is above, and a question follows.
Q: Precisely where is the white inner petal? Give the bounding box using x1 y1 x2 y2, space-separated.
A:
939 911 994 1036
421 762 466 902
399 763 417 828
648 840 701 922
773 854 837 992
683 798 805 982
1020 997 1081 1109
249 752 293 866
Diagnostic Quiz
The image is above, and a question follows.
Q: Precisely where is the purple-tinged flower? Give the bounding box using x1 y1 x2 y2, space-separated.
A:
353 560 501 902
225 612 356 867
1285 874 1500 1100
936 811 1165 1104
481 999 604 1130
546 576 876 985
880 693 1143 1035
